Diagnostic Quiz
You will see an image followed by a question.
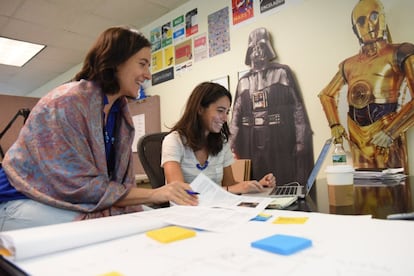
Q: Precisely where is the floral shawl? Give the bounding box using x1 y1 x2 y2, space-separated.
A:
3 80 143 219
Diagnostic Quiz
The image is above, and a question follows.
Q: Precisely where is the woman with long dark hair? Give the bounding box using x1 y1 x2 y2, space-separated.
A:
162 82 276 194
0 26 197 231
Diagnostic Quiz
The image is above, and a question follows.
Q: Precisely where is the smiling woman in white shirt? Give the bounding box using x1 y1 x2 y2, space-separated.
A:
161 82 276 194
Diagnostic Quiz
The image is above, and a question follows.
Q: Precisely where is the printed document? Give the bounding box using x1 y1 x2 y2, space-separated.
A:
190 172 273 210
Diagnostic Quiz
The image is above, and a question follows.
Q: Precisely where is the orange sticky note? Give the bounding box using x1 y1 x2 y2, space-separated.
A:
0 248 11 257
273 217 308 224
146 226 196 243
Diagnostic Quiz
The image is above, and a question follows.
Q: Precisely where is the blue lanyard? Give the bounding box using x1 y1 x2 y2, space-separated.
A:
103 95 120 175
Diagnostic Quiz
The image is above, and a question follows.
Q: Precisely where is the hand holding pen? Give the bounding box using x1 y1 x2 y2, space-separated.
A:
185 190 200 195
157 181 199 206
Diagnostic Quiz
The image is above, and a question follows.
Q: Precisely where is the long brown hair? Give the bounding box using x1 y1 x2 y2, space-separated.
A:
74 26 151 95
171 82 232 155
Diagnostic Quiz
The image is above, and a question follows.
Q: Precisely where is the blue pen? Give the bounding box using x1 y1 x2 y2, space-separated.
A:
186 190 200 195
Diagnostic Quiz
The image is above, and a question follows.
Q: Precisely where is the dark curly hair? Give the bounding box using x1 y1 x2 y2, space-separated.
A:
73 26 151 95
171 82 232 155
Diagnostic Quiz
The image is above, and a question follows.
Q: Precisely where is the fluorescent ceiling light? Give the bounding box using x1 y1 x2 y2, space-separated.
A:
0 37 45 67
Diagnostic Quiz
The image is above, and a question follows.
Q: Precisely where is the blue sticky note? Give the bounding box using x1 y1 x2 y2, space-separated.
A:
251 234 312 255
250 213 272 221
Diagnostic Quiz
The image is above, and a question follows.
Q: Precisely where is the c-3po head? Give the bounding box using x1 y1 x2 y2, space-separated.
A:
351 0 388 45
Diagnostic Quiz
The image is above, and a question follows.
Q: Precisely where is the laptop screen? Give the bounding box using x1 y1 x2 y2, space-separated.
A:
304 138 332 195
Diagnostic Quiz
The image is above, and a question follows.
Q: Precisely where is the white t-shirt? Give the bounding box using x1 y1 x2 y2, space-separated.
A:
161 131 234 185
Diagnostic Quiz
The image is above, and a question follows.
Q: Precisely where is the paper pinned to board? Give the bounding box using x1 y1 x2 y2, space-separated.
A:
131 113 145 152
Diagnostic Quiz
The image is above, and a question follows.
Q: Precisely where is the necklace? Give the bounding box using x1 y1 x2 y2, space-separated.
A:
104 130 115 145
196 160 209 170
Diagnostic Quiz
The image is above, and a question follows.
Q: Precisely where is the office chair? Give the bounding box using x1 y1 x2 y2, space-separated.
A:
137 132 170 208
137 132 169 189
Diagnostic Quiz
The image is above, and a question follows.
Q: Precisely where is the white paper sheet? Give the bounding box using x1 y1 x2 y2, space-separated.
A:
0 174 272 261
0 212 167 261
190 172 273 211
135 205 256 232
14 210 414 276
131 113 145 152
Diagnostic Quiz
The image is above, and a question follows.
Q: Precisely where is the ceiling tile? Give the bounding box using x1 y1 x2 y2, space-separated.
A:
0 0 190 96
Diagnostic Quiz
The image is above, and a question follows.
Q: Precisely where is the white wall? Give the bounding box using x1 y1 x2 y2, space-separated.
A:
29 64 82 98
28 0 414 174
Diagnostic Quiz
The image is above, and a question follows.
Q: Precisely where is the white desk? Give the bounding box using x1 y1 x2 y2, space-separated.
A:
12 209 414 276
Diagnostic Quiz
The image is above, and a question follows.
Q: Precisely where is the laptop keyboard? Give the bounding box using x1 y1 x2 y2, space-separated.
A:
270 185 298 196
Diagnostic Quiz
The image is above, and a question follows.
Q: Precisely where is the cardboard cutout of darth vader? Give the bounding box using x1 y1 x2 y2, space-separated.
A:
230 27 314 186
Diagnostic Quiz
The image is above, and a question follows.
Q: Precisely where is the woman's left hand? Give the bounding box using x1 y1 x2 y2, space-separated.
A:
259 173 276 188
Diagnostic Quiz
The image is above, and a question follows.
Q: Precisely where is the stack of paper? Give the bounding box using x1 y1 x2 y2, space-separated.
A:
354 168 406 180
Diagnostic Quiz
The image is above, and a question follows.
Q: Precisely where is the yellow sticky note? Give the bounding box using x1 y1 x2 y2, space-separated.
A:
97 272 124 276
273 217 309 224
258 213 272 218
146 226 196 243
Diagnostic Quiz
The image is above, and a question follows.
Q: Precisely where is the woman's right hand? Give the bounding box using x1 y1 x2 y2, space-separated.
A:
230 180 264 194
153 181 199 206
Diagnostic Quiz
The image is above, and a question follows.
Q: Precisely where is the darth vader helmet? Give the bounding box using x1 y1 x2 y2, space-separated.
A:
245 28 276 69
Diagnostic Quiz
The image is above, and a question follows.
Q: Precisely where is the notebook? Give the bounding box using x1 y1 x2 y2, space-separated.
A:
267 138 332 199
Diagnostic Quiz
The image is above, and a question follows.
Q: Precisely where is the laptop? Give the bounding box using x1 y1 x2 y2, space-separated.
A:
266 138 333 199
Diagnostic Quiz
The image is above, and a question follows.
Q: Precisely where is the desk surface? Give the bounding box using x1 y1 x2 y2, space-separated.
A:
13 208 414 275
6 176 414 275
286 176 413 219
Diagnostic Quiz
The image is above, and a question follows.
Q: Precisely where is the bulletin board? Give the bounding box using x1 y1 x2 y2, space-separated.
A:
127 95 161 175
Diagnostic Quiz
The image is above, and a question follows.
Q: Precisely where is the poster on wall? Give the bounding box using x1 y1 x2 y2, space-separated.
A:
131 114 145 152
212 75 229 91
208 7 230 58
176 61 192 75
318 0 414 172
232 0 254 25
185 8 198 37
161 22 172 48
260 0 285 13
173 15 185 42
175 39 192 65
164 46 174 67
152 67 174 86
193 33 208 62
238 69 249 80
151 50 163 72
150 26 161 52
